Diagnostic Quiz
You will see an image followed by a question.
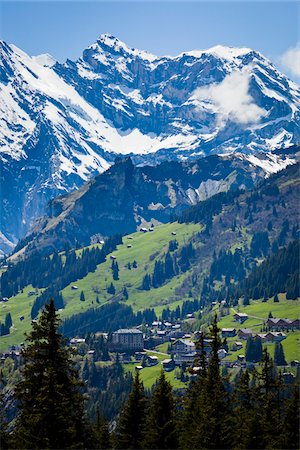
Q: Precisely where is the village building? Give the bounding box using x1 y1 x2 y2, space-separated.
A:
148 355 159 366
162 358 175 371
266 318 299 330
110 328 144 352
218 348 228 359
171 338 196 355
234 313 248 324
232 341 243 351
237 328 253 340
221 328 237 338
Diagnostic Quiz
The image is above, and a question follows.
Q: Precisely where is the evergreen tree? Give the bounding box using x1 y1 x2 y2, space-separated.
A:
274 342 287 366
245 336 263 363
282 386 300 449
116 372 147 449
142 371 178 449
80 290 85 301
112 260 119 281
123 286 129 300
107 282 116 295
5 312 12 329
274 293 279 302
141 274 151 290
13 299 88 449
0 372 10 450
94 410 111 449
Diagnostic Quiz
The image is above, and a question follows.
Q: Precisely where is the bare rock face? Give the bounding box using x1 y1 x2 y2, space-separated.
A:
15 153 286 256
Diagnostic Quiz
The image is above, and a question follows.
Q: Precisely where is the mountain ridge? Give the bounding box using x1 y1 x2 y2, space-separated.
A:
1 35 300 254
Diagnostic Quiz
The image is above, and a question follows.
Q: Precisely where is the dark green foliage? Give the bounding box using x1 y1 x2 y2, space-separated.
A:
141 274 151 290
107 282 116 295
245 336 263 362
0 322 10 336
93 411 111 449
243 240 300 300
123 286 129 300
80 290 85 302
175 189 241 224
13 299 88 449
5 312 12 329
210 248 246 284
250 231 270 257
61 302 156 336
112 260 119 280
1 234 122 299
116 372 147 449
274 342 287 366
168 239 178 252
180 315 232 449
142 371 178 449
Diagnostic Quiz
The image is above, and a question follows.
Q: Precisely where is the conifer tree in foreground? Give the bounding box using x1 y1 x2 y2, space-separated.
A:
116 371 147 449
142 371 178 449
13 299 88 449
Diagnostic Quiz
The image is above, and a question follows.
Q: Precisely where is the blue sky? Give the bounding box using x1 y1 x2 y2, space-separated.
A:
0 1 299 80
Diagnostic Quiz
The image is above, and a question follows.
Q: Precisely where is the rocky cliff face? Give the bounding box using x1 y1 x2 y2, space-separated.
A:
1 35 299 254
14 152 295 257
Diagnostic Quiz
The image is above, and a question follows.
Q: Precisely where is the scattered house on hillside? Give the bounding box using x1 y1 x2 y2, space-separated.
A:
291 360 300 367
234 313 248 324
167 330 186 340
264 332 287 342
172 339 196 355
232 341 243 351
110 328 144 352
110 255 117 260
0 297 9 302
221 328 237 338
148 355 159 366
171 231 177 236
238 328 253 340
70 338 85 344
218 348 228 359
71 285 78 290
157 330 169 342
140 227 148 233
135 365 143 371
282 372 295 384
162 358 175 371
266 318 299 330
135 351 147 361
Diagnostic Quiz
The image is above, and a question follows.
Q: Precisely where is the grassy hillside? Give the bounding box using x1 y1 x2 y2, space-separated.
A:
0 222 199 351
216 296 300 364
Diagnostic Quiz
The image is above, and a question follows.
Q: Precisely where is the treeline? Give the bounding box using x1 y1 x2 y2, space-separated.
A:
209 247 246 284
1 234 122 298
161 298 200 322
61 302 157 336
242 239 300 300
141 242 195 290
173 189 241 224
2 304 298 450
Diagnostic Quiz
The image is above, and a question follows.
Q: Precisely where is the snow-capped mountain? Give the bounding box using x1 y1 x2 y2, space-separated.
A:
0 34 299 253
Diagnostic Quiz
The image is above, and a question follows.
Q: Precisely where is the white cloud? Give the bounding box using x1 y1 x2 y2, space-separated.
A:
280 43 300 78
193 71 266 127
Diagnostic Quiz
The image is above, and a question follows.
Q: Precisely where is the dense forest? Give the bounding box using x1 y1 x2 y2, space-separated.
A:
1 301 299 449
